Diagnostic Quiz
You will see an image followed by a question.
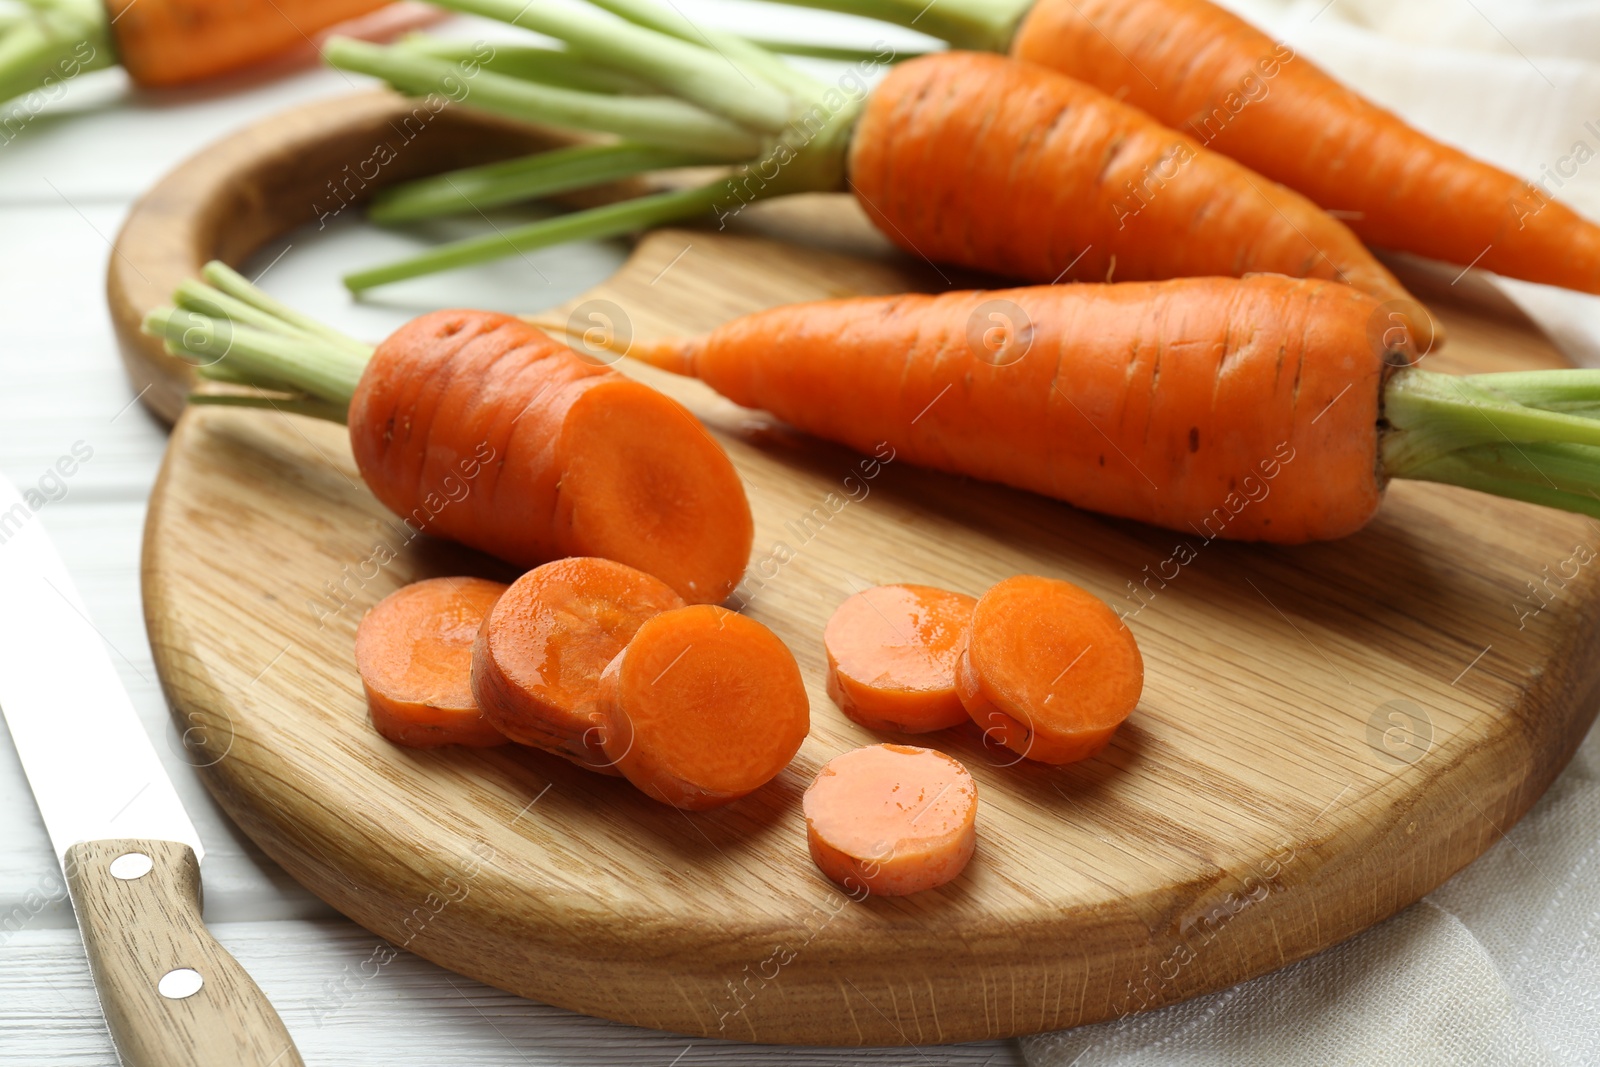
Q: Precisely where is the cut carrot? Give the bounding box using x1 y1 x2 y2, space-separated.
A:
144 265 755 606
803 744 977 896
596 605 810 809
824 584 977 733
957 575 1142 765
355 577 509 749
472 557 683 774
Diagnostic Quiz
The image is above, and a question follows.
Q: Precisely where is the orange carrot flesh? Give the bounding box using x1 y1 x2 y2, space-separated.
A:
1010 0 1600 293
472 557 683 774
597 605 810 809
355 577 509 749
347 310 753 604
629 275 1386 544
802 744 977 896
824 584 977 733
848 52 1418 311
107 0 394 87
957 575 1142 765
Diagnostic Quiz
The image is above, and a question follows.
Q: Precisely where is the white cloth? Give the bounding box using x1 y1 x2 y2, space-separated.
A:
1023 4 1600 1065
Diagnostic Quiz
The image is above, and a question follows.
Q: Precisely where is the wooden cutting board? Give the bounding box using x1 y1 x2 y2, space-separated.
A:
110 93 1600 1047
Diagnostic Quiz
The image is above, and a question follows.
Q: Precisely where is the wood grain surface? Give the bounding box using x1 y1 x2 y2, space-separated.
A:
113 92 1600 1046
64 840 304 1066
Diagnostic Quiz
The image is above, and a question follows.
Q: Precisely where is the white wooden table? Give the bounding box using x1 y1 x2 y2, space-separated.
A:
0 10 1022 1064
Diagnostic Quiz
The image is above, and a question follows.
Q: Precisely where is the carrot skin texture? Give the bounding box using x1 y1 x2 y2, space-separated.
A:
957 575 1142 765
848 52 1414 307
646 275 1386 544
1011 0 1600 292
471 557 683 774
107 0 393 87
824 584 977 733
597 605 810 810
803 744 978 896
347 310 753 604
355 577 509 749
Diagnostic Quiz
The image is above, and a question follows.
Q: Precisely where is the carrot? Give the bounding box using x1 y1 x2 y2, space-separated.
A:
327 21 1422 325
1 1 402 115
471 557 683 774
803 744 977 896
355 577 509 749
756 0 1600 294
824 584 977 733
596 605 810 809
144 262 753 604
110 0 397 86
958 575 1142 765
608 273 1600 537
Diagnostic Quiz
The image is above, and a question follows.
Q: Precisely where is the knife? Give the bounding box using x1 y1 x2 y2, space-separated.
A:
0 471 304 1067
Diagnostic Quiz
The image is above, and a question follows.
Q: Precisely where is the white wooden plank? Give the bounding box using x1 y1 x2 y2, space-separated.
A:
0 923 1024 1066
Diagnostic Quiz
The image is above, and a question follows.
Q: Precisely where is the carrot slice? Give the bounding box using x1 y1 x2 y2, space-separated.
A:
472 557 683 774
355 577 509 748
803 744 978 896
957 575 1143 764
597 605 810 809
824 584 977 733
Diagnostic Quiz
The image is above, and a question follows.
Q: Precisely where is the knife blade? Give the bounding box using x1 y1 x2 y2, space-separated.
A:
0 470 304 1067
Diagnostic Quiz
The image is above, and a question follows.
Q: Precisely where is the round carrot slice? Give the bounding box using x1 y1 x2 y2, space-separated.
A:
956 575 1143 765
824 584 977 733
472 557 683 774
355 577 509 749
597 605 810 809
802 744 977 896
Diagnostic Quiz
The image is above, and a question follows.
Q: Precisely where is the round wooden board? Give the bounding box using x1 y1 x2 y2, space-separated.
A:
115 93 1600 1047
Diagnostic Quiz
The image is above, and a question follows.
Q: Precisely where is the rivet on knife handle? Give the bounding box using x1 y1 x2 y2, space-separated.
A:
64 839 305 1067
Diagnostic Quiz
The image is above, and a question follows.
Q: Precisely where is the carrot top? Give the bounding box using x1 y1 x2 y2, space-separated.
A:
0 2 115 113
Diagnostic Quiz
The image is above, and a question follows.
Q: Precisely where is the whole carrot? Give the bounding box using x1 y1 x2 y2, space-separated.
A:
328 21 1421 320
108 0 395 86
143 262 753 604
748 0 1600 293
0 0 406 114
600 273 1600 540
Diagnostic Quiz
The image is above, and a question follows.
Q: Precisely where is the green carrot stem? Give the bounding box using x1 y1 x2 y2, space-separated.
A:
732 0 1027 51
187 391 351 425
1397 452 1600 522
345 180 739 292
1460 369 1600 413
200 262 371 358
392 36 654 95
422 0 796 132
582 0 822 98
146 307 368 405
743 36 927 62
0 2 113 113
324 37 764 160
369 142 713 224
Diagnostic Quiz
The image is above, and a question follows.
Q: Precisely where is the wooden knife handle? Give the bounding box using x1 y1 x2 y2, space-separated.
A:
64 839 305 1067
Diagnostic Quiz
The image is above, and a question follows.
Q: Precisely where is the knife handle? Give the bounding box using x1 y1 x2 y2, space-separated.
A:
64 839 305 1067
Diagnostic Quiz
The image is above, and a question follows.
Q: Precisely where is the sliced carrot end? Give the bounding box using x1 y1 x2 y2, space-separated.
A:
803 744 978 896
555 379 753 605
355 577 510 749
